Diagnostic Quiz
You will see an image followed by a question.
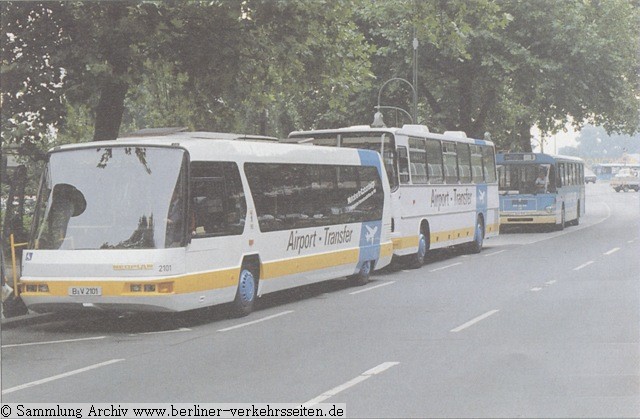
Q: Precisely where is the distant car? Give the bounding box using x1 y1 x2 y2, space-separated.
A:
584 168 597 184
610 168 640 192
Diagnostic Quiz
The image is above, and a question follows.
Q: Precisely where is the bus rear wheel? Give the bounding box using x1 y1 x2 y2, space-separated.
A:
406 232 427 269
467 216 484 254
232 264 257 317
556 207 566 231
348 260 372 286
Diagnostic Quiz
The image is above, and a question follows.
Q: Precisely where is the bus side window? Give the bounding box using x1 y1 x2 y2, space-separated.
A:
548 165 557 192
481 146 497 183
190 162 246 238
556 163 564 187
442 141 459 184
457 143 472 183
397 146 410 184
425 139 444 184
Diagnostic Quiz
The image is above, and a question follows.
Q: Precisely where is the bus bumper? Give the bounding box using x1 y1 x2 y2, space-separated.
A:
500 213 557 225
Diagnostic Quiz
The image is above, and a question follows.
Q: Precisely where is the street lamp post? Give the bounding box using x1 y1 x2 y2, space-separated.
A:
373 77 417 128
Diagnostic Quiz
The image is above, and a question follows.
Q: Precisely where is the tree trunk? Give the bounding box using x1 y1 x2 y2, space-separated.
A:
517 119 533 152
92 2 130 142
93 78 128 141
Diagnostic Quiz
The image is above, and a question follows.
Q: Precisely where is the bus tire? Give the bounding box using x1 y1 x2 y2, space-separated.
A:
623 185 629 192
573 201 580 226
556 206 565 231
348 260 372 286
232 263 258 317
467 216 484 254
406 231 428 269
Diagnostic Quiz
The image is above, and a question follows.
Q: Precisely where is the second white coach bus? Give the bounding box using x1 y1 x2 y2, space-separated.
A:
19 131 393 315
288 124 499 268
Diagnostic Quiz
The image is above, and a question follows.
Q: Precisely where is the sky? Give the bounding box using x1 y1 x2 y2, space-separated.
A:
531 123 579 154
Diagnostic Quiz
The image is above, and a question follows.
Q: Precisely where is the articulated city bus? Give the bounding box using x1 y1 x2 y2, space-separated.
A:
19 131 393 315
496 152 586 230
288 125 499 268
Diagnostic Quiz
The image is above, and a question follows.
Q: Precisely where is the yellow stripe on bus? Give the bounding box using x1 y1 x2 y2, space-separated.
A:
21 244 394 297
393 223 498 251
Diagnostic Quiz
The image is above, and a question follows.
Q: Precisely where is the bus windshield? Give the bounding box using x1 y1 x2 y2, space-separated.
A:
498 163 555 195
32 146 187 250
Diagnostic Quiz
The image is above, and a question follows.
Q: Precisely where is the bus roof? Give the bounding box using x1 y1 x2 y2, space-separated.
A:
47 132 382 166
496 152 584 164
287 124 494 146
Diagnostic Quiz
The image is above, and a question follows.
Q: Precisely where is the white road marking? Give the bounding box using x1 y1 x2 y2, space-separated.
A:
451 309 500 333
604 247 620 255
545 280 557 286
530 287 543 292
1 359 124 395
217 310 294 332
628 239 636 244
484 250 507 257
349 281 396 295
303 362 399 407
573 261 594 271
429 262 463 272
2 336 107 349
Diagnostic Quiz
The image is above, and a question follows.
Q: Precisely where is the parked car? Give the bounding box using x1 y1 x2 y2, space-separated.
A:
584 168 597 184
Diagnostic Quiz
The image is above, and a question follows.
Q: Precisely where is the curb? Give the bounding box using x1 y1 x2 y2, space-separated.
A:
1 312 57 329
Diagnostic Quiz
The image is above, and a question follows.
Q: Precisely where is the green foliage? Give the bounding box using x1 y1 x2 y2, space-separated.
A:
2 0 638 155
1 2 68 151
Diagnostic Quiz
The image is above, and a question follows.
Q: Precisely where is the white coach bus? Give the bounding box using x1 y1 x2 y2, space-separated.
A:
19 131 393 315
288 124 499 268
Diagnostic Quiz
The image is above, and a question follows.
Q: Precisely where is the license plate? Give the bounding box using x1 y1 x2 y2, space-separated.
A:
68 286 102 296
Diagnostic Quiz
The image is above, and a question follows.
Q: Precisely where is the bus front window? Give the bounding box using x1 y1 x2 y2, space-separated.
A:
32 146 187 250
498 164 553 195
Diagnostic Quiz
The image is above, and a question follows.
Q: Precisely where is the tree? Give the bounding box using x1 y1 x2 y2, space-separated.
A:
351 0 639 152
1 2 68 151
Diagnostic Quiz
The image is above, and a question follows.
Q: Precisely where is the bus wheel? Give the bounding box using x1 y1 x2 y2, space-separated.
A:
573 202 580 226
348 260 372 286
406 232 427 269
556 207 565 231
623 185 629 192
468 216 484 254
232 265 257 317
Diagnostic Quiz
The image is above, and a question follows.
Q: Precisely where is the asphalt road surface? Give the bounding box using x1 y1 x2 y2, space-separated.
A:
2 182 638 417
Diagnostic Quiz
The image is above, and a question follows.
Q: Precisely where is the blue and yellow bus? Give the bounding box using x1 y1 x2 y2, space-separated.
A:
288 125 499 268
496 153 585 230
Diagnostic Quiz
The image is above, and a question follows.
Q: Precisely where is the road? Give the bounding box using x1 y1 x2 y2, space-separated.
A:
2 182 639 417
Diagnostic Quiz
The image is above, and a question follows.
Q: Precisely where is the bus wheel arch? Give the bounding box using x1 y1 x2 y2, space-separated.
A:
232 254 260 317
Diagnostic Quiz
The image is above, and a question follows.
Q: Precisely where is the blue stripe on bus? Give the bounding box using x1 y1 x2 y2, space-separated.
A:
357 149 383 269
357 149 383 178
358 220 382 269
476 184 488 214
